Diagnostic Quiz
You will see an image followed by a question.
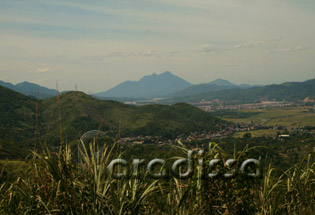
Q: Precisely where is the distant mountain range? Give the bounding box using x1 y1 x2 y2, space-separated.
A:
93 71 192 98
93 72 263 99
167 79 261 98
166 78 315 103
1 72 314 103
0 80 57 99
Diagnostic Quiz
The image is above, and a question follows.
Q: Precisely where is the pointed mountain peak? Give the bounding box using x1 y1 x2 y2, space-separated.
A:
209 79 235 86
161 71 172 76
140 71 178 81
17 81 37 86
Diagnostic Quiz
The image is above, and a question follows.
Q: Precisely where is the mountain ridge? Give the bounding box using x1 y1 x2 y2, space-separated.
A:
166 79 260 98
165 78 315 103
93 71 192 98
0 80 57 99
1 74 313 102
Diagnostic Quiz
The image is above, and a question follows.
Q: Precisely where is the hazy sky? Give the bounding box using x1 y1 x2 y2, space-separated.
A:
0 0 315 93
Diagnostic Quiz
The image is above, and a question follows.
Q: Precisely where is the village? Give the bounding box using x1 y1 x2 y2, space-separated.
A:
116 122 310 146
196 100 296 112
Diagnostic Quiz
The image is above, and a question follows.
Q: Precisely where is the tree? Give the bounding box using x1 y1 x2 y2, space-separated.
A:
243 132 252 139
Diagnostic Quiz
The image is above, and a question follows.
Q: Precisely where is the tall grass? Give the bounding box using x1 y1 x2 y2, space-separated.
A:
0 139 314 214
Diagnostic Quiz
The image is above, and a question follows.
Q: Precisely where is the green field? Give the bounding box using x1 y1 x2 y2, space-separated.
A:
233 129 285 138
221 106 315 127
0 160 28 182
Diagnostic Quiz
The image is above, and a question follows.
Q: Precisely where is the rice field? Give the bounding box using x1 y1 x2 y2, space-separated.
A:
222 106 315 128
233 129 285 138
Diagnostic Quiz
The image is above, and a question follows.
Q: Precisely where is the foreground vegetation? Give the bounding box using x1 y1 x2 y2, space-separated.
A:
0 140 314 214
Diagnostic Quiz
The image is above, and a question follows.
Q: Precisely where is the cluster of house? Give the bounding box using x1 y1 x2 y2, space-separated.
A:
116 122 292 145
117 136 162 145
303 97 315 103
197 101 295 112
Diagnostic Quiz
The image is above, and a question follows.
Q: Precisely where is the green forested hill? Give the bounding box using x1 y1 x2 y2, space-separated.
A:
0 87 224 158
40 91 223 143
0 86 37 158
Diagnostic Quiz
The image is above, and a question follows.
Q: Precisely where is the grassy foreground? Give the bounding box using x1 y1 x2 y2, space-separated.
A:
0 141 314 215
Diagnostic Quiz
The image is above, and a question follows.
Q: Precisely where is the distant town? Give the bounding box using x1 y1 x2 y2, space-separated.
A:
117 121 313 146
195 98 314 112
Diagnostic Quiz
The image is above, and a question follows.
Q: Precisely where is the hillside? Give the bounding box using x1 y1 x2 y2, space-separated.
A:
0 86 37 158
41 91 224 143
166 78 315 103
0 86 224 158
0 80 57 99
93 71 192 98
